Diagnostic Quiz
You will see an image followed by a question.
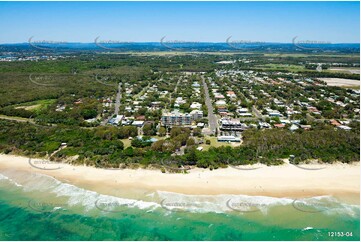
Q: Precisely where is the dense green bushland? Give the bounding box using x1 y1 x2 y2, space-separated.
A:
0 120 358 171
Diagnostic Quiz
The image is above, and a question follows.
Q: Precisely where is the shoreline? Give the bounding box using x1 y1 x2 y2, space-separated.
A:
0 154 359 204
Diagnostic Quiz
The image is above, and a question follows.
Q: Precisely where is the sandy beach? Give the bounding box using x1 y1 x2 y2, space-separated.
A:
0 154 359 203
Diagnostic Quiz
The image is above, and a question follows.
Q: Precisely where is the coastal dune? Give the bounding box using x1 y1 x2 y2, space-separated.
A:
0 154 359 204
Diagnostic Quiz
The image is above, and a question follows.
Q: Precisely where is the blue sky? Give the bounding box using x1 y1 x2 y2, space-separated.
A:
0 1 359 43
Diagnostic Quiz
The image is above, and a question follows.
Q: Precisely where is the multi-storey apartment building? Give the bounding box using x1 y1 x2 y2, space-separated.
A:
161 109 203 126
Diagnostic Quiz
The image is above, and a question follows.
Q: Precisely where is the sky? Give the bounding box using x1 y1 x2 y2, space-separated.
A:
0 1 359 44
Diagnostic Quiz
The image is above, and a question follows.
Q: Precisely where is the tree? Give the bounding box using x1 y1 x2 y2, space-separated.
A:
170 127 182 138
158 127 166 137
131 137 151 148
117 126 138 138
143 123 155 136
95 126 119 140
173 133 189 146
186 138 195 146
228 104 237 112
300 119 308 125
122 147 134 157
151 140 164 152
193 127 202 137
185 147 197 165
80 108 97 119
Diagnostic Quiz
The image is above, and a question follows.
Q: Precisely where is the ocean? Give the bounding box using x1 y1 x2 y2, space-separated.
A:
0 170 359 241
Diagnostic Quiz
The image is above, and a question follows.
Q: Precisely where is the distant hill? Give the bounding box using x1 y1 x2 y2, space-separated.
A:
0 42 359 55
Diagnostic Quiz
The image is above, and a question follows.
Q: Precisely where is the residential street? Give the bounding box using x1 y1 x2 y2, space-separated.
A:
201 77 218 135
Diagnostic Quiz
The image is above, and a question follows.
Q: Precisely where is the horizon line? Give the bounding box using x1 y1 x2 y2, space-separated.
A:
1 42 360 45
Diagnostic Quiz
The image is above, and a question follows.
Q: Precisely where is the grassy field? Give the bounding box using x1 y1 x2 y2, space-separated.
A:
115 51 261 56
0 114 34 123
264 53 360 58
326 67 360 74
120 138 132 149
254 63 306 72
13 99 56 113
199 136 241 151
120 135 236 150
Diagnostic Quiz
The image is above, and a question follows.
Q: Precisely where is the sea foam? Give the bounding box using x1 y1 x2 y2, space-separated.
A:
0 171 359 216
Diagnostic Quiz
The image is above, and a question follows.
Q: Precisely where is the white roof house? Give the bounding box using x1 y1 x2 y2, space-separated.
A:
289 124 299 131
337 125 352 131
110 115 124 125
280 119 291 124
237 108 249 113
237 108 252 116
215 100 227 106
132 121 145 127
197 122 205 128
190 102 202 110
266 108 282 117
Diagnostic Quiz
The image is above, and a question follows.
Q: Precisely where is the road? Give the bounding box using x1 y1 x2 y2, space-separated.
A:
252 105 263 119
201 77 218 135
101 82 122 125
0 115 35 124
133 83 150 100
0 114 59 127
168 78 181 109
114 82 122 116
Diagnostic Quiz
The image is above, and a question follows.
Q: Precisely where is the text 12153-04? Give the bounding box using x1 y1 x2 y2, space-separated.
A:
328 232 353 237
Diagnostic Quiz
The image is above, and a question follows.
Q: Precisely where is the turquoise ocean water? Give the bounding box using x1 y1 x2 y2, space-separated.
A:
0 169 359 241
